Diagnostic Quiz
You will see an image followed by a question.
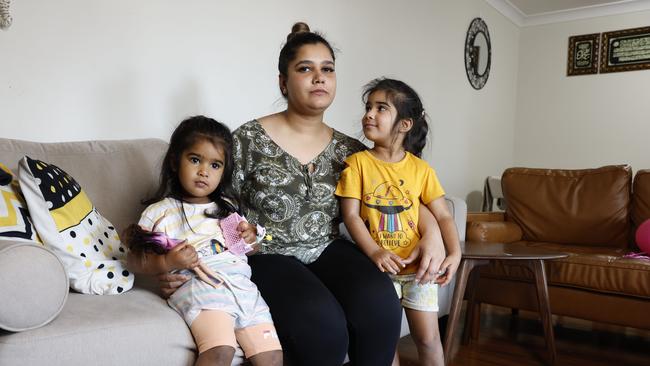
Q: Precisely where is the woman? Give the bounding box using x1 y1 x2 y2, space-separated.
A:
159 23 442 366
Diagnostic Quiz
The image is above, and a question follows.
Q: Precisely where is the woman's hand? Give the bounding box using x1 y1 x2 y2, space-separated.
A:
435 252 461 286
237 221 257 244
403 234 446 284
370 248 405 275
164 242 199 270
157 272 191 299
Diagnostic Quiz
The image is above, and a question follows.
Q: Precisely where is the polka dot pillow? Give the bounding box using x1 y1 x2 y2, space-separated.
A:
18 156 133 295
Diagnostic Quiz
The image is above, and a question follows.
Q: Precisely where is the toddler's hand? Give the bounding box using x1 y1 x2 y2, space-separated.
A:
237 221 257 244
370 248 405 275
245 243 261 256
165 242 199 270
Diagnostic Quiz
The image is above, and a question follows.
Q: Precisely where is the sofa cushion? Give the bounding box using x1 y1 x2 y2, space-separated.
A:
0 164 39 243
18 157 134 295
0 240 68 331
480 241 650 299
632 170 650 247
0 289 196 365
502 165 631 248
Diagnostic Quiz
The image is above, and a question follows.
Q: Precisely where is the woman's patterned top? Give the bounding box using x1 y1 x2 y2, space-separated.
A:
232 120 365 264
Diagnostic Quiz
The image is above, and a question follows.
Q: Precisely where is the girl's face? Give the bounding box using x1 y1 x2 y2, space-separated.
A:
362 90 399 145
177 139 225 204
282 43 336 115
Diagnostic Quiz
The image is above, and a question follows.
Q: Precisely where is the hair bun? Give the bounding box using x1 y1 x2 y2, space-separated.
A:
287 22 310 41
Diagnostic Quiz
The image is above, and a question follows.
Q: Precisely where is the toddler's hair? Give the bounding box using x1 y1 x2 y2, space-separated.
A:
362 78 429 157
146 115 238 219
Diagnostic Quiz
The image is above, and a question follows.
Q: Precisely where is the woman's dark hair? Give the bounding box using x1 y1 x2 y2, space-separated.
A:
278 22 336 79
362 78 429 157
146 115 238 219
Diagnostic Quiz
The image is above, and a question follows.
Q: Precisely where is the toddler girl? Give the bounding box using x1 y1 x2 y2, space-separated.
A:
126 116 282 366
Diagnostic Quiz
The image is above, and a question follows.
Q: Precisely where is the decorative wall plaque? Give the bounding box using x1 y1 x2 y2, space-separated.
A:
567 33 600 76
464 18 491 90
600 26 650 73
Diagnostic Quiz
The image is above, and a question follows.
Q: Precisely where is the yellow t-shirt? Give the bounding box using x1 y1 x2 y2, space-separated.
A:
335 151 445 274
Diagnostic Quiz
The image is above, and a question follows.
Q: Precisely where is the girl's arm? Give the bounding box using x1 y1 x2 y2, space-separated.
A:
426 196 462 286
340 198 404 274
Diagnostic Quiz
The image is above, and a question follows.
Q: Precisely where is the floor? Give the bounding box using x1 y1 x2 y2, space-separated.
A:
397 305 650 366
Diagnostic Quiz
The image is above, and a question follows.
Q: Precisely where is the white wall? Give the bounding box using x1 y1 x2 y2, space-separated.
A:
515 10 650 170
1 0 520 209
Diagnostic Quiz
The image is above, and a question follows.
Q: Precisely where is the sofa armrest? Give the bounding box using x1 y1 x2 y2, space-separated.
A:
466 221 523 243
0 239 69 331
466 212 523 243
467 211 506 222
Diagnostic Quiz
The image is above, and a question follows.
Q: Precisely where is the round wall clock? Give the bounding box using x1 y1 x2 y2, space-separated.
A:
464 18 491 90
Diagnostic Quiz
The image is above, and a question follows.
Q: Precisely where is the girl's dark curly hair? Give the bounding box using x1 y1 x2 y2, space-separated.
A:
362 78 429 158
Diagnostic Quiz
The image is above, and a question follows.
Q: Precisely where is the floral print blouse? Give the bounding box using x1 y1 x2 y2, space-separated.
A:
232 120 365 264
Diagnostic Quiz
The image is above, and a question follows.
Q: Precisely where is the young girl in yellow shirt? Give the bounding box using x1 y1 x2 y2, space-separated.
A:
335 78 462 366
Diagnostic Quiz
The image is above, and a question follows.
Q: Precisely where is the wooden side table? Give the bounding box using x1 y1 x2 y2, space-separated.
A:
443 242 568 365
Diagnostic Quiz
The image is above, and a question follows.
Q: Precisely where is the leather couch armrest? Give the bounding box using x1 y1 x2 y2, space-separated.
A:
0 239 69 331
466 215 523 243
467 211 506 223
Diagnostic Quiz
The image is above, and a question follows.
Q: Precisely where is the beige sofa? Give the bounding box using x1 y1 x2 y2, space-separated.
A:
0 137 466 365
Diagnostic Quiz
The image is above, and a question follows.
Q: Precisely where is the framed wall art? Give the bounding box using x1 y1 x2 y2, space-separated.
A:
600 26 650 73
567 33 600 76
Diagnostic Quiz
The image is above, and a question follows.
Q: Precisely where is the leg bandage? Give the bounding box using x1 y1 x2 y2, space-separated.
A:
190 310 237 354
235 323 282 358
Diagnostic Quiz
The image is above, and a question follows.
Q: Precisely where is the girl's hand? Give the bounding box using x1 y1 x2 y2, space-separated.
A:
245 243 260 256
165 242 199 270
237 221 257 244
435 252 461 286
370 248 405 275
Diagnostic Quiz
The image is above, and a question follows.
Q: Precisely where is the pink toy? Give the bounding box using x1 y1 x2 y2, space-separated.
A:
219 212 257 256
635 219 650 254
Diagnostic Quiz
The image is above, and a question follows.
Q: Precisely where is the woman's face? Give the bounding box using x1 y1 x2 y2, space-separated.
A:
282 43 336 115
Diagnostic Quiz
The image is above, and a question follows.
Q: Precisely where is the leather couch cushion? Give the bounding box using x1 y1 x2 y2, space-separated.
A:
502 166 631 248
480 241 650 299
633 170 650 228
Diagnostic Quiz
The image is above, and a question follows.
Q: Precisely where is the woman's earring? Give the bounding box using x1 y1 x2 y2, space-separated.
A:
281 88 287 95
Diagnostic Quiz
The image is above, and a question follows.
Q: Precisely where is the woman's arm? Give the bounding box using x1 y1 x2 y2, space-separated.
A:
127 244 199 298
340 198 404 274
426 196 462 286
126 243 199 274
404 204 446 284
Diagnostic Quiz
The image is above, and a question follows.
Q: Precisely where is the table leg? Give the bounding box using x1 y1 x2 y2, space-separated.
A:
524 259 557 365
443 258 488 365
462 268 481 345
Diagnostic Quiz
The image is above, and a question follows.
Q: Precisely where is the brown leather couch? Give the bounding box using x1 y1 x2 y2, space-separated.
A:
466 165 650 330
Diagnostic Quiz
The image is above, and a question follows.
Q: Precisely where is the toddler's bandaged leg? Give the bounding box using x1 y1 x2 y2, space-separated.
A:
235 323 282 358
190 310 237 353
